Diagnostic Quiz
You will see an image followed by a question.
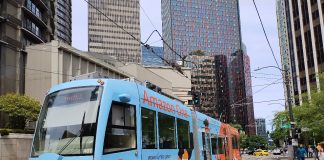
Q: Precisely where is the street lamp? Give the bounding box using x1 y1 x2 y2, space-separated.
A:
254 65 296 160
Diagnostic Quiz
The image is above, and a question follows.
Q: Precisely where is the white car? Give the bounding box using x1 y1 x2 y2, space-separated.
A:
273 148 281 155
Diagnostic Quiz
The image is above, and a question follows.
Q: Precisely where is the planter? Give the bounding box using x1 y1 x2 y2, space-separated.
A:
0 133 33 160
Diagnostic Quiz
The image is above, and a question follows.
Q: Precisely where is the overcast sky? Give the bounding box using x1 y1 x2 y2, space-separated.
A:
71 0 285 131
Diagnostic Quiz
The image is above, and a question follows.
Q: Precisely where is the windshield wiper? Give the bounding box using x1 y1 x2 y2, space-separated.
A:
57 112 86 155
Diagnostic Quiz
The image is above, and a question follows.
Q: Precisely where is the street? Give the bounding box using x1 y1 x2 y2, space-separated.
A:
242 154 315 160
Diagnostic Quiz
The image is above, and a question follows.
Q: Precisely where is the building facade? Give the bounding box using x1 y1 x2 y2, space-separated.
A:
162 0 241 61
277 0 324 105
88 0 141 63
54 0 72 45
162 0 255 134
214 55 230 123
188 55 217 117
0 0 54 96
255 118 268 140
25 40 131 102
230 51 255 135
141 46 164 66
146 66 192 105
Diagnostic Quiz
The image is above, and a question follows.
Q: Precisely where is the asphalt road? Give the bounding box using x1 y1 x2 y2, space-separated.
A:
241 154 315 160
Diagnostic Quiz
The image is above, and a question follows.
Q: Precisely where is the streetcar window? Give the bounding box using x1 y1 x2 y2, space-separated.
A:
217 138 224 154
142 108 157 149
211 137 217 155
177 119 190 149
158 113 176 149
103 102 136 153
232 136 238 149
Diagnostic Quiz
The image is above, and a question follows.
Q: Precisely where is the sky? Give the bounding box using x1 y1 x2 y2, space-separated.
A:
71 0 286 132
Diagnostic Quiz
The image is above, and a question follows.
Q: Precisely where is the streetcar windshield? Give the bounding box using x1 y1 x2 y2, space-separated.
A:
31 86 102 156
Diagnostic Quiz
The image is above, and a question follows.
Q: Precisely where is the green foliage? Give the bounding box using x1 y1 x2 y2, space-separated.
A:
230 123 243 132
245 135 268 150
0 129 9 136
293 92 324 142
272 73 324 145
0 93 41 129
189 50 205 56
270 111 289 146
240 132 248 150
0 128 34 136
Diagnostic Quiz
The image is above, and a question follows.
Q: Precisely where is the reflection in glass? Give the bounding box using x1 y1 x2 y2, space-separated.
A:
158 113 176 149
142 108 156 149
31 86 102 156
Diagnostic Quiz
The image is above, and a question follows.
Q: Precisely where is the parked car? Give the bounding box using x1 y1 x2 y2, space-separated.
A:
273 148 281 155
247 150 254 155
253 149 270 156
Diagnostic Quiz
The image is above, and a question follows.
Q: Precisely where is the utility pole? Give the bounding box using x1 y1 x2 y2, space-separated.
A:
284 65 296 160
254 65 296 159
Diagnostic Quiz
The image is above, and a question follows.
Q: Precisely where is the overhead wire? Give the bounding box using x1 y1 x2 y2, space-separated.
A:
252 0 281 69
252 81 283 87
84 0 285 110
230 77 283 107
138 1 158 31
83 0 188 78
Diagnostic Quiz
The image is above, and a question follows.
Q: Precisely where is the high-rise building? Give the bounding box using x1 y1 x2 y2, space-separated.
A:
162 0 241 61
88 0 141 63
0 0 73 95
214 55 230 123
189 55 217 117
54 0 72 45
162 0 255 134
0 0 54 95
277 0 324 105
141 46 164 66
0 0 72 128
230 50 255 135
255 118 268 140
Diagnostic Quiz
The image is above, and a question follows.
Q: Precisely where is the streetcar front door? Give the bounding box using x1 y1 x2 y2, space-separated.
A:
202 132 212 160
102 101 139 160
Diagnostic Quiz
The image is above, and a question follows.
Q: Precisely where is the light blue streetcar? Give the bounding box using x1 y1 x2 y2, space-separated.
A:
30 79 240 160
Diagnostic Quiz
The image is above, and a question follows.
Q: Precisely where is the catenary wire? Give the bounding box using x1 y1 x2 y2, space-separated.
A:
252 0 281 69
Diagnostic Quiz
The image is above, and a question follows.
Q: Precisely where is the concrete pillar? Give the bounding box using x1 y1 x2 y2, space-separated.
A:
297 0 311 101
288 0 303 105
307 0 321 92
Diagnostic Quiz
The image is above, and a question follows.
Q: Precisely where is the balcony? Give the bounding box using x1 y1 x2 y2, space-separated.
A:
0 36 22 48
21 21 45 43
22 4 47 28
0 16 5 22
31 0 48 10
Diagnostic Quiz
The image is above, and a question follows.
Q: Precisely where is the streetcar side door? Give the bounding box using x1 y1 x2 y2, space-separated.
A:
101 101 139 160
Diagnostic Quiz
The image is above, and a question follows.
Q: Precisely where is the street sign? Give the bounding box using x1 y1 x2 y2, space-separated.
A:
281 123 291 129
301 128 310 132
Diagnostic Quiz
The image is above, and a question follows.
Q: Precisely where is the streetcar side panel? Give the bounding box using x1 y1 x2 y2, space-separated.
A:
96 80 141 160
138 85 195 160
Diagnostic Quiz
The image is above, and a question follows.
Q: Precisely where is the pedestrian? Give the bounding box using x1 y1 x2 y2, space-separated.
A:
297 144 307 160
308 146 313 158
319 143 324 160
315 145 320 160
305 146 309 158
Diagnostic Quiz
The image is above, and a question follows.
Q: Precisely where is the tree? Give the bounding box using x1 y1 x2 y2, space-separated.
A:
246 135 268 150
271 111 289 147
271 74 324 145
189 50 205 56
0 93 41 129
240 131 248 150
230 123 243 132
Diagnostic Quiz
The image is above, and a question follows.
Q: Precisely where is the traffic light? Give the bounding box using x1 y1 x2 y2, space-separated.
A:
295 128 301 134
193 93 200 105
293 128 301 139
